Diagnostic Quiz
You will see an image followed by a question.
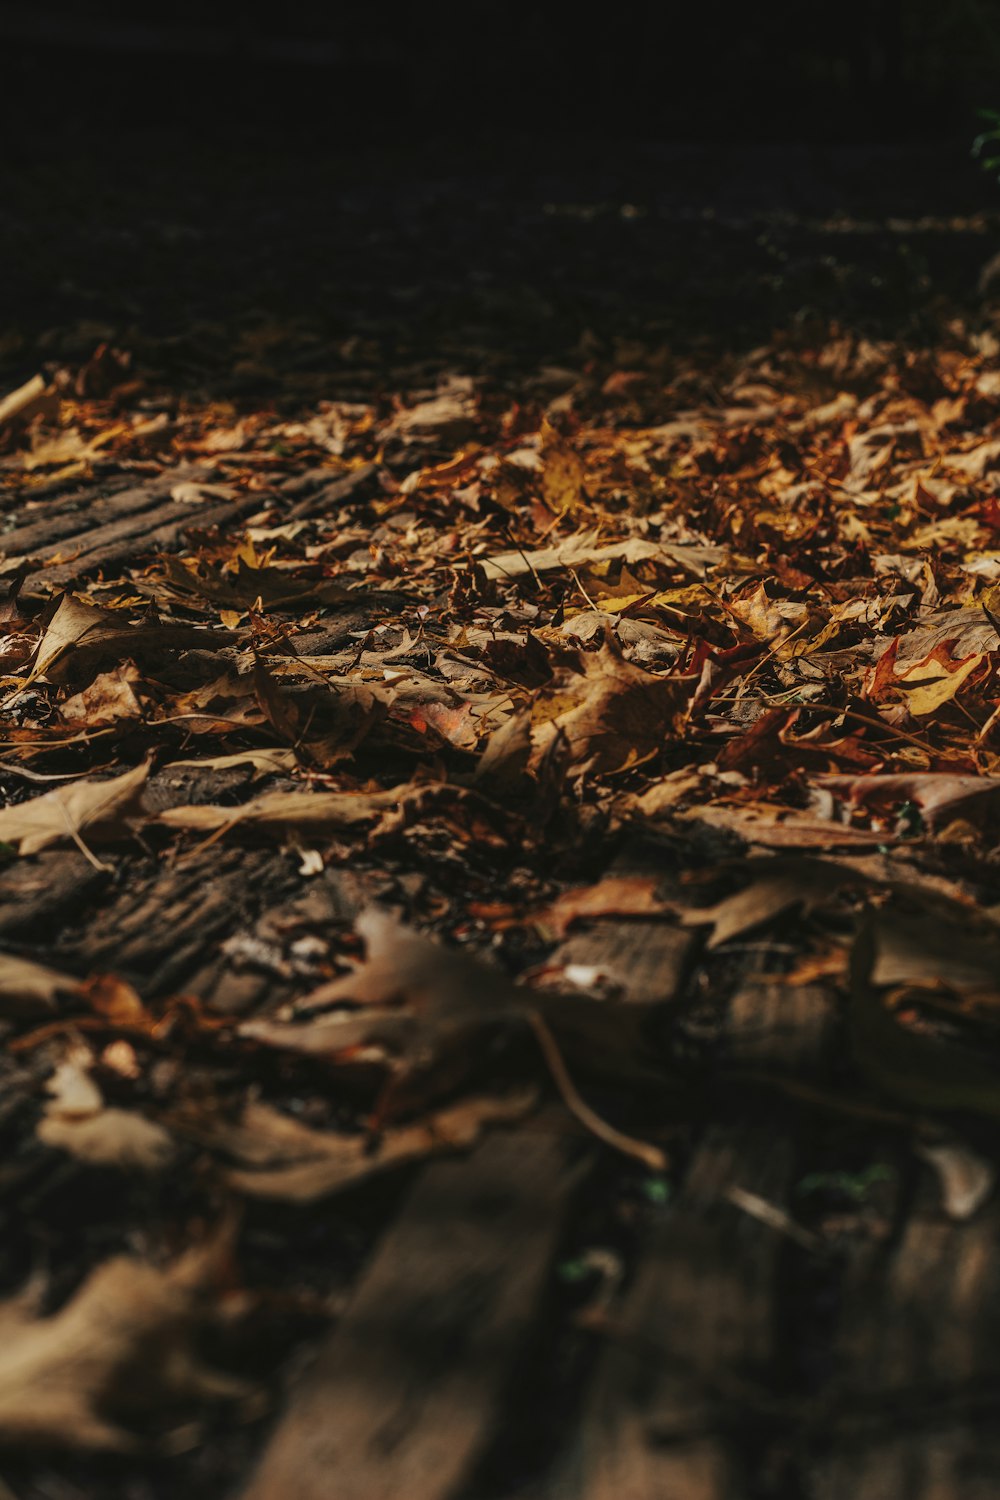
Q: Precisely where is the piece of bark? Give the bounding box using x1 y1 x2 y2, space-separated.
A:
241 1122 579 1500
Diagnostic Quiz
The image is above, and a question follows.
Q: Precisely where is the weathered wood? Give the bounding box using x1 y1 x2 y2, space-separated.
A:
545 980 831 1500
22 489 267 593
285 462 376 519
553 918 692 1007
0 469 199 557
810 1170 1000 1499
241 1122 580 1500
0 850 109 941
55 846 297 997
547 838 693 1006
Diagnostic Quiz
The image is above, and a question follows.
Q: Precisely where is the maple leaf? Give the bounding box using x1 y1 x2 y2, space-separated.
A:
529 633 693 776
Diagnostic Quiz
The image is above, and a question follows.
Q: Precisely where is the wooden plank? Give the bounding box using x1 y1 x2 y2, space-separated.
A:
810 1170 1000 1499
544 980 831 1500
545 837 693 1007
22 489 266 592
240 1122 580 1500
0 469 200 557
552 918 691 1007
56 845 296 997
0 850 109 941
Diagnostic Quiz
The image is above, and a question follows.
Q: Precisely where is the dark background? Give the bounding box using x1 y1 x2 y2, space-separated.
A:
1 0 998 146
2 2 999 400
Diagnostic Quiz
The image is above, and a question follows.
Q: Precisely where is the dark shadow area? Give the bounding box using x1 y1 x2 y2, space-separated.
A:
2 2 1000 407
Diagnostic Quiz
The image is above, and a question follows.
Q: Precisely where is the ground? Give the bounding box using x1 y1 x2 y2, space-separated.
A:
2 134 1000 1498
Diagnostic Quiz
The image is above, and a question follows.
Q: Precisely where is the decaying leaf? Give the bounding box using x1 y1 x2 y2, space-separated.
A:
538 875 666 937
0 1241 249 1450
38 1056 174 1171
529 634 692 776
206 1092 535 1202
0 953 80 1014
0 760 149 856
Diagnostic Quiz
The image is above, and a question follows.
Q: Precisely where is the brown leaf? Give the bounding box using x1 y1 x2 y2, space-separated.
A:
0 953 79 1014
682 857 860 949
212 1093 535 1202
529 634 692 776
157 783 405 838
0 760 149 856
539 875 666 938
539 420 587 515
0 1242 249 1450
60 664 147 726
818 772 1000 827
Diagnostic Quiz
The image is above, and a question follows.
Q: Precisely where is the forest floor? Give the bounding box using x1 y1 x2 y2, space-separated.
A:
3 135 1000 1499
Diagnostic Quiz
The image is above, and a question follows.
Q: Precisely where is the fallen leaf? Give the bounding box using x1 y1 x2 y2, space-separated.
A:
818 772 1000 827
0 1242 249 1450
156 783 404 837
165 749 299 777
60 664 148 726
0 953 79 1014
539 420 587 515
0 760 149 856
682 857 860 948
539 875 666 937
208 1092 535 1202
529 634 692 776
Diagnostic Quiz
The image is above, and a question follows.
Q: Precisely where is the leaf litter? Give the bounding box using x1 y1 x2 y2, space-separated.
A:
7 198 1000 1496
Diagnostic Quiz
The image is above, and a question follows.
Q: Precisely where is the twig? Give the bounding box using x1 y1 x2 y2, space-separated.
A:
526 1009 667 1172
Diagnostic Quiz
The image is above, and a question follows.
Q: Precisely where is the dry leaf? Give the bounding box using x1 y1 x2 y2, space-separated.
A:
60 664 147 726
157 783 404 837
818 772 1000 827
480 531 723 583
210 1092 535 1202
539 875 666 937
529 635 692 776
165 749 299 777
682 858 860 949
0 1243 249 1450
0 953 79 1013
539 421 587 514
0 760 149 856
